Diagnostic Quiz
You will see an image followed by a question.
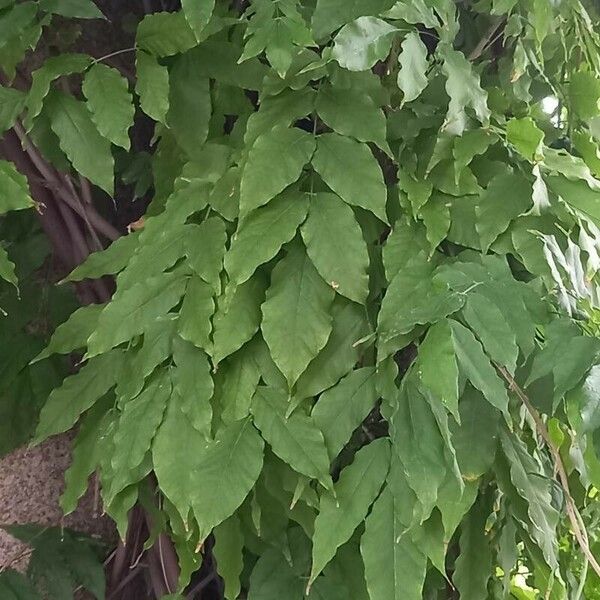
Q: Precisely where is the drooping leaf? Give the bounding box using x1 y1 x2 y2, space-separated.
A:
397 31 429 105
0 86 25 133
240 126 315 217
310 438 390 584
225 190 309 286
506 117 544 161
570 70 600 121
83 63 134 150
135 51 169 123
311 0 395 39
331 17 396 72
214 514 244 600
261 242 334 387
181 0 214 39
312 133 387 223
185 217 227 292
361 486 427 600
177 275 214 351
45 90 114 195
136 11 197 57
33 350 122 443
0 245 16 287
38 0 104 18
301 192 369 303
251 386 333 490
312 367 378 461
0 159 35 214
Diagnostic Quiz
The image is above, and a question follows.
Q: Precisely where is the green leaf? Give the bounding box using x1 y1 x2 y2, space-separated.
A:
45 90 114 195
569 70 600 121
0 569 40 599
420 192 450 253
397 31 429 105
301 193 369 303
182 0 214 38
172 337 214 438
315 84 389 152
506 117 544 161
33 351 122 443
295 297 368 399
439 44 490 135
214 514 244 600
226 190 309 286
416 320 459 420
312 133 387 223
248 547 304 600
136 11 197 57
311 0 395 39
382 219 429 281
261 242 335 387
453 499 493 600
63 232 139 282
0 245 16 287
111 372 171 486
154 415 264 540
312 367 378 460
251 387 333 489
0 86 25 133
83 63 134 150
178 276 214 351
0 159 34 213
361 487 427 600
462 292 519 374
185 217 227 291
38 0 104 18
332 17 396 72
86 271 188 359
167 51 211 158
476 172 531 252
135 51 169 123
449 320 510 418
240 126 315 217
23 53 92 131
310 438 390 584
33 302 104 363
212 274 267 366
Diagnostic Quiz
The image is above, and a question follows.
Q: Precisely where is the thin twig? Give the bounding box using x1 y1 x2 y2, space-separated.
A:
92 47 137 66
497 364 600 579
469 17 505 61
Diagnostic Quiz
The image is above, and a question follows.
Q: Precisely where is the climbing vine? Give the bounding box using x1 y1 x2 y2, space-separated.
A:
2 0 600 598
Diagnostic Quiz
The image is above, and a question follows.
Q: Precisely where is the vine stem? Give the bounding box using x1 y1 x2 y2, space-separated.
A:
496 364 600 579
92 47 137 65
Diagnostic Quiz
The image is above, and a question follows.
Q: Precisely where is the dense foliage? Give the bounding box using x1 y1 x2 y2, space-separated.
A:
3 0 600 597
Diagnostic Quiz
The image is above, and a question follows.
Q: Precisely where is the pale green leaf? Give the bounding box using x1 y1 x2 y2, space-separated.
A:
449 320 510 418
167 52 211 158
476 172 531 252
83 63 134 150
172 337 214 438
295 297 369 399
315 84 389 152
23 53 92 131
310 438 390 583
261 242 334 387
570 70 600 121
111 372 171 483
177 276 214 351
136 11 197 57
506 117 544 161
312 367 378 461
361 486 427 600
301 193 369 303
420 192 450 253
312 133 388 223
416 320 459 420
212 274 267 366
225 190 309 286
33 351 122 443
86 271 188 359
46 90 114 195
38 0 104 18
33 303 104 363
311 0 395 39
186 218 227 292
332 17 396 72
382 218 429 281
214 514 244 600
182 0 214 38
252 386 333 489
135 51 169 123
154 415 264 540
439 44 490 135
0 159 35 214
397 31 429 105
240 126 315 217
0 86 25 133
